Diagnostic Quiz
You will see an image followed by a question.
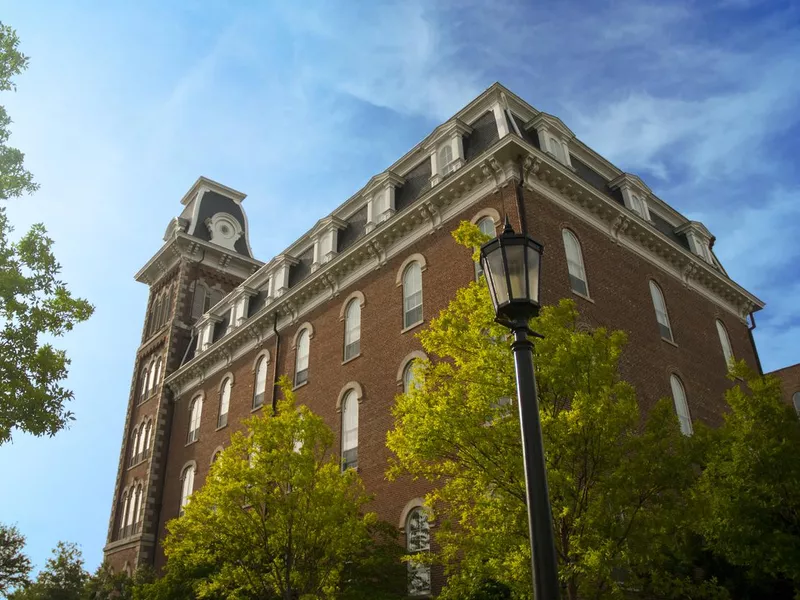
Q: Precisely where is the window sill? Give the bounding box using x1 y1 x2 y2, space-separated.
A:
660 337 678 348
185 439 199 448
570 290 594 304
292 381 309 392
251 404 264 413
342 353 361 366
215 424 228 432
401 320 425 335
126 457 149 470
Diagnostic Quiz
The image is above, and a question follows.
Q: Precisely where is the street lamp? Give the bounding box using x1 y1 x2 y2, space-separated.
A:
480 217 560 600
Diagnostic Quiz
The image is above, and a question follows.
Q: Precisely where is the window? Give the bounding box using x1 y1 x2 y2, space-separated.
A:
403 263 423 329
649 281 673 341
118 490 131 539
295 329 310 386
475 217 496 279
403 361 421 394
793 392 800 417
715 320 733 368
131 484 142 534
549 136 565 163
218 378 231 429
187 397 202 444
406 507 431 596
153 358 163 391
253 356 268 409
562 229 588 297
143 420 152 457
139 367 148 402
179 465 195 515
129 428 139 467
670 375 692 436
439 144 454 175
341 391 359 471
344 299 361 361
630 194 648 219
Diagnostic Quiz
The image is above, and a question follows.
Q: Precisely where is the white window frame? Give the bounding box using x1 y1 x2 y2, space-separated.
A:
402 263 423 330
341 390 359 471
253 353 269 409
715 320 734 369
118 489 131 539
649 280 673 342
187 396 202 444
406 506 431 596
179 463 196 515
217 376 232 429
670 374 693 436
562 229 589 297
343 299 361 361
475 217 497 280
439 143 455 176
294 327 311 387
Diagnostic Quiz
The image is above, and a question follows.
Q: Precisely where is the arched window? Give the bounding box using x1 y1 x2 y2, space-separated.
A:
253 356 268 409
295 329 310 386
403 361 421 394
143 420 152 457
341 390 359 471
125 484 136 536
139 366 149 402
218 377 232 429
187 397 202 444
670 375 692 436
562 229 588 297
211 449 222 464
179 465 195 515
135 424 146 463
129 427 139 467
153 357 163 391
715 320 734 369
549 136 565 163
148 360 157 395
402 263 423 329
475 217 496 280
793 392 800 417
344 299 361 361
131 484 142 534
649 281 673 341
439 144 454 175
630 194 646 217
118 490 131 539
406 507 431 596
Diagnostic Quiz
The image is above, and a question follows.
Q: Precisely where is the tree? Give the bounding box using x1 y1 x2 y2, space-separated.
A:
82 563 154 600
694 362 800 595
9 542 88 600
0 523 31 597
386 222 718 599
159 379 403 600
0 22 94 445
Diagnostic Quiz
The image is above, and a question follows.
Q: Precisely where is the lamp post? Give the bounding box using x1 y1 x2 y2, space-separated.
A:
480 217 560 600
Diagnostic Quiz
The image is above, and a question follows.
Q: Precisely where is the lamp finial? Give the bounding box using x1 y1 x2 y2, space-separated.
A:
503 215 515 235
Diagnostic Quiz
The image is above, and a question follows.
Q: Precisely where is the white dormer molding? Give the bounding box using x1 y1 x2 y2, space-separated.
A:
196 314 223 352
363 171 405 233
271 254 299 297
676 221 714 263
425 119 473 187
609 173 653 221
205 213 244 252
307 216 348 271
229 286 258 327
526 113 576 169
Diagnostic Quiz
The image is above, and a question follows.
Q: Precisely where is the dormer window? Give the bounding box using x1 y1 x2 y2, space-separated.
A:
427 119 471 186
439 144 455 176
630 194 647 219
676 221 714 263
527 113 575 169
609 173 652 222
548 136 567 164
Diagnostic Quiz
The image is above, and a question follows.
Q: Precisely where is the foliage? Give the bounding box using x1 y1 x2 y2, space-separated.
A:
0 22 93 445
386 221 716 599
82 563 154 600
9 542 88 600
160 378 397 600
694 362 800 595
0 523 31 598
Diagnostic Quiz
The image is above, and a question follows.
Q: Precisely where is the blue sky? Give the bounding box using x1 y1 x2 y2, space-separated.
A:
0 0 798 575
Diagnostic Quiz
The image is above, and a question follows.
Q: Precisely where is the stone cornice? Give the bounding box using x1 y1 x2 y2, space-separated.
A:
180 176 246 206
676 220 713 239
165 134 764 398
609 172 654 197
526 113 576 140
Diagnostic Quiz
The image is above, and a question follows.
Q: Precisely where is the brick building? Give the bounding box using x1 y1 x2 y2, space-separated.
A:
768 363 800 414
102 84 765 589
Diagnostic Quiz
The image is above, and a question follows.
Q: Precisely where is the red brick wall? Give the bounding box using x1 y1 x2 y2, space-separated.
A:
768 363 800 408
150 182 760 573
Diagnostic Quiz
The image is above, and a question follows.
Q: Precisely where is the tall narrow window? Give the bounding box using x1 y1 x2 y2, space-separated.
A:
139 367 149 402
191 284 207 321
403 263 423 329
253 356 268 409
403 361 420 394
562 229 589 297
295 330 310 386
344 300 361 361
179 465 195 515
341 391 359 471
148 361 157 395
475 217 496 280
649 281 673 341
187 397 202 444
217 378 231 429
439 144 454 175
129 428 139 467
715 320 734 368
670 375 692 436
118 491 131 539
406 507 431 596
549 136 565 163
154 358 163 391
135 424 146 463
793 392 800 417
143 420 152 457
131 485 142 534
125 485 136 536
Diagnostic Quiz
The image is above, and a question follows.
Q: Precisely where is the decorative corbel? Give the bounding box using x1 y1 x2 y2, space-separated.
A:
522 155 541 186
419 201 442 230
320 272 340 297
681 262 698 287
610 214 630 244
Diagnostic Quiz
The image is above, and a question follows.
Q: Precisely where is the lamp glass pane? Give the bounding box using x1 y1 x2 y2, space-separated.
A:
485 247 508 306
526 245 541 304
505 244 526 301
